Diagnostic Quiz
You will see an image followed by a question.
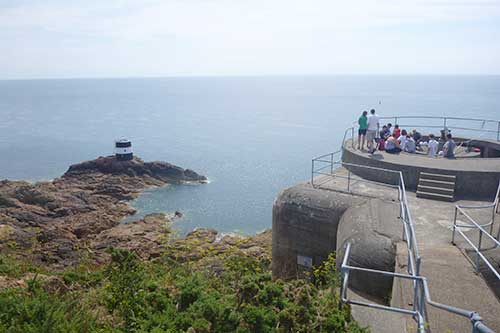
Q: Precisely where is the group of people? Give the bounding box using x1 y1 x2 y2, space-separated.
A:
357 110 456 158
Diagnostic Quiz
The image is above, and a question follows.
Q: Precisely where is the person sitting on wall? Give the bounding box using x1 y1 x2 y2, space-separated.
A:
385 135 402 154
412 129 422 143
425 134 439 157
379 125 388 140
404 134 416 153
398 129 408 150
392 124 401 139
386 123 393 136
357 110 368 150
377 125 388 151
411 129 423 150
442 133 456 159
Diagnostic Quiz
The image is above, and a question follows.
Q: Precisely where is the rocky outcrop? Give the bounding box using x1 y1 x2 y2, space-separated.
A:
64 156 207 183
0 155 207 269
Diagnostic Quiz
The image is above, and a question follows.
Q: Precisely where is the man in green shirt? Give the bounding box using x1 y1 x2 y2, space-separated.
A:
358 110 368 150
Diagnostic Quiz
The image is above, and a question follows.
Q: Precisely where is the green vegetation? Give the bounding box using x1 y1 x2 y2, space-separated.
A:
0 246 367 333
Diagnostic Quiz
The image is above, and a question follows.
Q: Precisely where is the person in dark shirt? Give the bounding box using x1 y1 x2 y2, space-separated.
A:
412 129 422 143
379 125 388 140
386 123 393 135
411 129 423 151
443 133 456 158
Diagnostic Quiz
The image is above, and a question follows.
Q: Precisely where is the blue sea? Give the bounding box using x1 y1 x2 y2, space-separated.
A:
1 76 499 234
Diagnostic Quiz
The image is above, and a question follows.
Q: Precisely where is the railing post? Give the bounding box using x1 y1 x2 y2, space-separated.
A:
452 207 458 245
490 206 495 235
351 127 354 149
477 229 483 252
444 117 447 130
330 153 334 174
311 159 314 187
412 279 419 314
497 121 500 141
419 279 426 329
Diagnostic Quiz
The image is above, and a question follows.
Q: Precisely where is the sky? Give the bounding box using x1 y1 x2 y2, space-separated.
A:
0 0 499 79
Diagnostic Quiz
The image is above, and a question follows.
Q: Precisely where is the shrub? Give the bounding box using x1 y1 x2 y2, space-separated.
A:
0 247 367 333
0 279 105 332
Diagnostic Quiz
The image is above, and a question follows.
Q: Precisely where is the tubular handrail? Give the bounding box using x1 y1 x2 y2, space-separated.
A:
377 115 500 141
311 126 496 332
451 181 500 279
341 243 495 333
380 115 500 124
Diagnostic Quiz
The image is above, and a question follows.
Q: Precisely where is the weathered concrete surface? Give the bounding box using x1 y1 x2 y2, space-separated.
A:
342 141 500 199
349 289 407 333
272 184 366 279
395 245 500 333
361 183 500 332
391 243 416 332
336 199 402 301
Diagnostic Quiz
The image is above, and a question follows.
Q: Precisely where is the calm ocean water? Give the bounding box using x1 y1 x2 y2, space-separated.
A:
1 76 499 234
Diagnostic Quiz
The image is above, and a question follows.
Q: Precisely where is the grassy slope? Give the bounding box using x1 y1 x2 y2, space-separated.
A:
0 229 368 333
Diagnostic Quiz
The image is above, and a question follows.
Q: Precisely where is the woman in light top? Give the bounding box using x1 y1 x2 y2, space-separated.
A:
385 135 402 154
404 134 416 153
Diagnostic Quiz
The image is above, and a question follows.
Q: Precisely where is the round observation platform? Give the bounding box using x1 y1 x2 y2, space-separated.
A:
341 137 500 200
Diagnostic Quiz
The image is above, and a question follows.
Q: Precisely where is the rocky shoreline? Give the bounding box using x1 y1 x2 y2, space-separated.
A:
0 156 270 270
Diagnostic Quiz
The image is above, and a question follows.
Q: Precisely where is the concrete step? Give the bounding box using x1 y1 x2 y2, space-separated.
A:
417 185 455 196
416 190 455 202
418 178 456 189
419 172 456 182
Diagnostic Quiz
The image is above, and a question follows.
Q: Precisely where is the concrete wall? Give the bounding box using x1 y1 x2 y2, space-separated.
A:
342 147 500 199
272 184 364 279
336 198 402 301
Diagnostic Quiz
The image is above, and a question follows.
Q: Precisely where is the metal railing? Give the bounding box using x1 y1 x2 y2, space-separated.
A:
341 243 494 333
310 128 496 332
378 116 500 141
451 181 500 279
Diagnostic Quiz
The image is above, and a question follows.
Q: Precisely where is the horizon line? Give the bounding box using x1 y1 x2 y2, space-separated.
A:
1 73 500 81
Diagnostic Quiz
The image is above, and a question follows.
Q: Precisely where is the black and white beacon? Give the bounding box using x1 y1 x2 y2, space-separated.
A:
115 138 133 161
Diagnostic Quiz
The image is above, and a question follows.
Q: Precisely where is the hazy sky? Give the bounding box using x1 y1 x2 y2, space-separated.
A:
1 0 499 78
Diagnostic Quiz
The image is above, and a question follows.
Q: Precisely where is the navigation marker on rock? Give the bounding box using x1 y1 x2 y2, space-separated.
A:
115 138 133 161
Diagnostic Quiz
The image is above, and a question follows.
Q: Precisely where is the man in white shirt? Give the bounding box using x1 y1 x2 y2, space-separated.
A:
427 134 438 157
366 109 380 153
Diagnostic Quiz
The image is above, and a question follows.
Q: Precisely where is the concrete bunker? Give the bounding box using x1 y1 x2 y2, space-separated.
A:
272 182 402 302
